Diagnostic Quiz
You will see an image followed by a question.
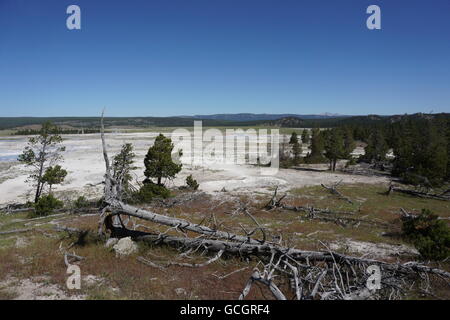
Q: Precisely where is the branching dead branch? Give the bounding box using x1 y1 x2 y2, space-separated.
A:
321 180 353 204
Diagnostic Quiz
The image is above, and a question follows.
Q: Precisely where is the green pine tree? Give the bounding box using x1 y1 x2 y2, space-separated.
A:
18 122 66 203
289 132 299 145
301 129 310 144
324 129 345 171
144 134 182 186
306 128 326 163
42 165 67 194
113 143 137 198
363 130 389 163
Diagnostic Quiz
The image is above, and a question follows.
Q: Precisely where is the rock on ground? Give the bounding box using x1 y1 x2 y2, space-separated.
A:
113 237 138 257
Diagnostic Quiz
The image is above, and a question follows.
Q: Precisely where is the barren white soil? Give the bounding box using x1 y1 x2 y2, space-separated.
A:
0 132 386 205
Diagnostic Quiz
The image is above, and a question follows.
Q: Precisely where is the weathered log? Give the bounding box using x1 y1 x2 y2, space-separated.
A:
269 198 386 227
135 232 450 279
105 201 262 244
0 228 33 235
137 250 224 269
390 187 450 201
278 204 355 216
321 180 353 204
239 269 287 300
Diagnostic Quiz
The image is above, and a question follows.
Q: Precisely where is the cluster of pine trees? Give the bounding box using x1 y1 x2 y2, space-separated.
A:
284 127 355 171
13 128 100 135
286 116 449 186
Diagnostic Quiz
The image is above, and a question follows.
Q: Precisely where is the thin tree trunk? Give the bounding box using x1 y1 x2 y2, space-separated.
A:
34 143 48 203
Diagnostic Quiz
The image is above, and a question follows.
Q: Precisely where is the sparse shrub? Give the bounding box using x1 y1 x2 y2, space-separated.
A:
42 165 67 193
132 182 170 203
402 209 450 260
74 195 89 208
185 175 199 190
33 194 63 217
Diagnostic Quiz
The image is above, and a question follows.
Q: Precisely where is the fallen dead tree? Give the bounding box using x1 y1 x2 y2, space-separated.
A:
321 180 353 204
137 250 224 269
135 233 450 278
0 203 34 215
96 112 450 300
135 232 449 300
387 184 450 201
0 228 33 236
264 187 387 228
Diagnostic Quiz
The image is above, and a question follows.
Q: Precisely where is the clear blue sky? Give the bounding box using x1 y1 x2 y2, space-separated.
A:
0 0 449 117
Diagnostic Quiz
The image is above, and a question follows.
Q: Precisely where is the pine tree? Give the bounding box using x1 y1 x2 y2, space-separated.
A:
144 134 182 186
393 119 448 186
42 165 67 194
306 128 326 163
324 129 344 171
343 127 356 159
301 129 310 144
288 132 302 165
362 130 389 163
414 120 447 185
292 140 302 165
113 143 137 198
18 122 66 203
289 132 299 145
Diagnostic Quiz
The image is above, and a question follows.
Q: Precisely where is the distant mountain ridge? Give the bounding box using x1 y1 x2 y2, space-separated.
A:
184 113 348 121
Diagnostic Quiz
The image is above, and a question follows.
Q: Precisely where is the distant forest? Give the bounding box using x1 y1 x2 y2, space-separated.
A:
0 112 449 130
12 128 100 135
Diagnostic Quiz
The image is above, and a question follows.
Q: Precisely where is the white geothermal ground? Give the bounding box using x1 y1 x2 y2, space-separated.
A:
0 131 386 205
